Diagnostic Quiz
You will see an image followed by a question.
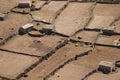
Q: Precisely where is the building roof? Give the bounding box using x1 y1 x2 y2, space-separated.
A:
99 61 115 68
43 25 54 30
22 23 33 29
19 0 31 4
0 13 6 18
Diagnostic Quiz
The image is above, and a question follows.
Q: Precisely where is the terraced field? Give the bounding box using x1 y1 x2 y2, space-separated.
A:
55 2 94 36
0 0 18 13
0 35 65 56
48 46 120 80
87 4 120 29
32 1 68 23
0 0 120 80
0 13 31 44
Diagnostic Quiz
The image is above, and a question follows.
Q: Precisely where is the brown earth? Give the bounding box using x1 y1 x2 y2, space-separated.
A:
73 31 100 43
96 35 120 45
87 4 120 29
0 51 38 79
20 43 91 80
48 46 120 80
0 13 31 44
32 1 67 23
0 35 65 56
0 0 18 13
55 2 94 36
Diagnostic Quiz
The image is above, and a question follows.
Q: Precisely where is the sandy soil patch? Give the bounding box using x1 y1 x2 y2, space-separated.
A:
0 51 38 79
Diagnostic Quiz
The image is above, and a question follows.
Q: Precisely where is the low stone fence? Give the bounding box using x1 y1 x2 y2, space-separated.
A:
43 49 92 80
15 39 69 80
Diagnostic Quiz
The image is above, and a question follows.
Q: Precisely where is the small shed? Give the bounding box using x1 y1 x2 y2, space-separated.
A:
98 61 116 74
42 25 54 34
95 26 115 35
18 0 31 8
19 23 33 35
0 13 7 21
102 26 115 35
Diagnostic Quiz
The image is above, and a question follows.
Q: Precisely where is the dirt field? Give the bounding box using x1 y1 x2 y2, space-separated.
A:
0 13 31 44
0 51 38 79
0 1 120 80
34 1 47 9
115 20 120 33
32 1 67 23
96 35 120 45
74 46 120 68
0 0 18 13
32 21 44 30
55 2 94 36
87 4 120 29
73 31 100 43
0 34 65 56
48 46 120 80
87 69 120 80
20 42 91 80
48 62 94 80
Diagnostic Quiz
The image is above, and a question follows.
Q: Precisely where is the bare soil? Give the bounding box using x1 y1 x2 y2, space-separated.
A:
0 35 65 56
88 70 120 80
0 0 18 13
0 51 38 79
20 43 90 80
32 1 67 23
0 13 31 44
115 20 120 33
74 46 120 68
96 35 120 45
87 4 120 29
48 46 120 80
73 31 99 43
48 62 94 80
55 2 94 36
34 1 47 9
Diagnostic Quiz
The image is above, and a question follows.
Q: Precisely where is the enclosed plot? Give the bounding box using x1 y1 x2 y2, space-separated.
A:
0 13 31 44
87 4 120 29
114 20 120 33
20 42 91 80
32 1 68 23
72 31 100 43
55 2 94 36
0 35 65 56
87 69 120 80
0 0 18 13
48 46 120 80
75 46 120 68
96 35 120 46
34 1 47 10
0 51 38 79
48 62 94 80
